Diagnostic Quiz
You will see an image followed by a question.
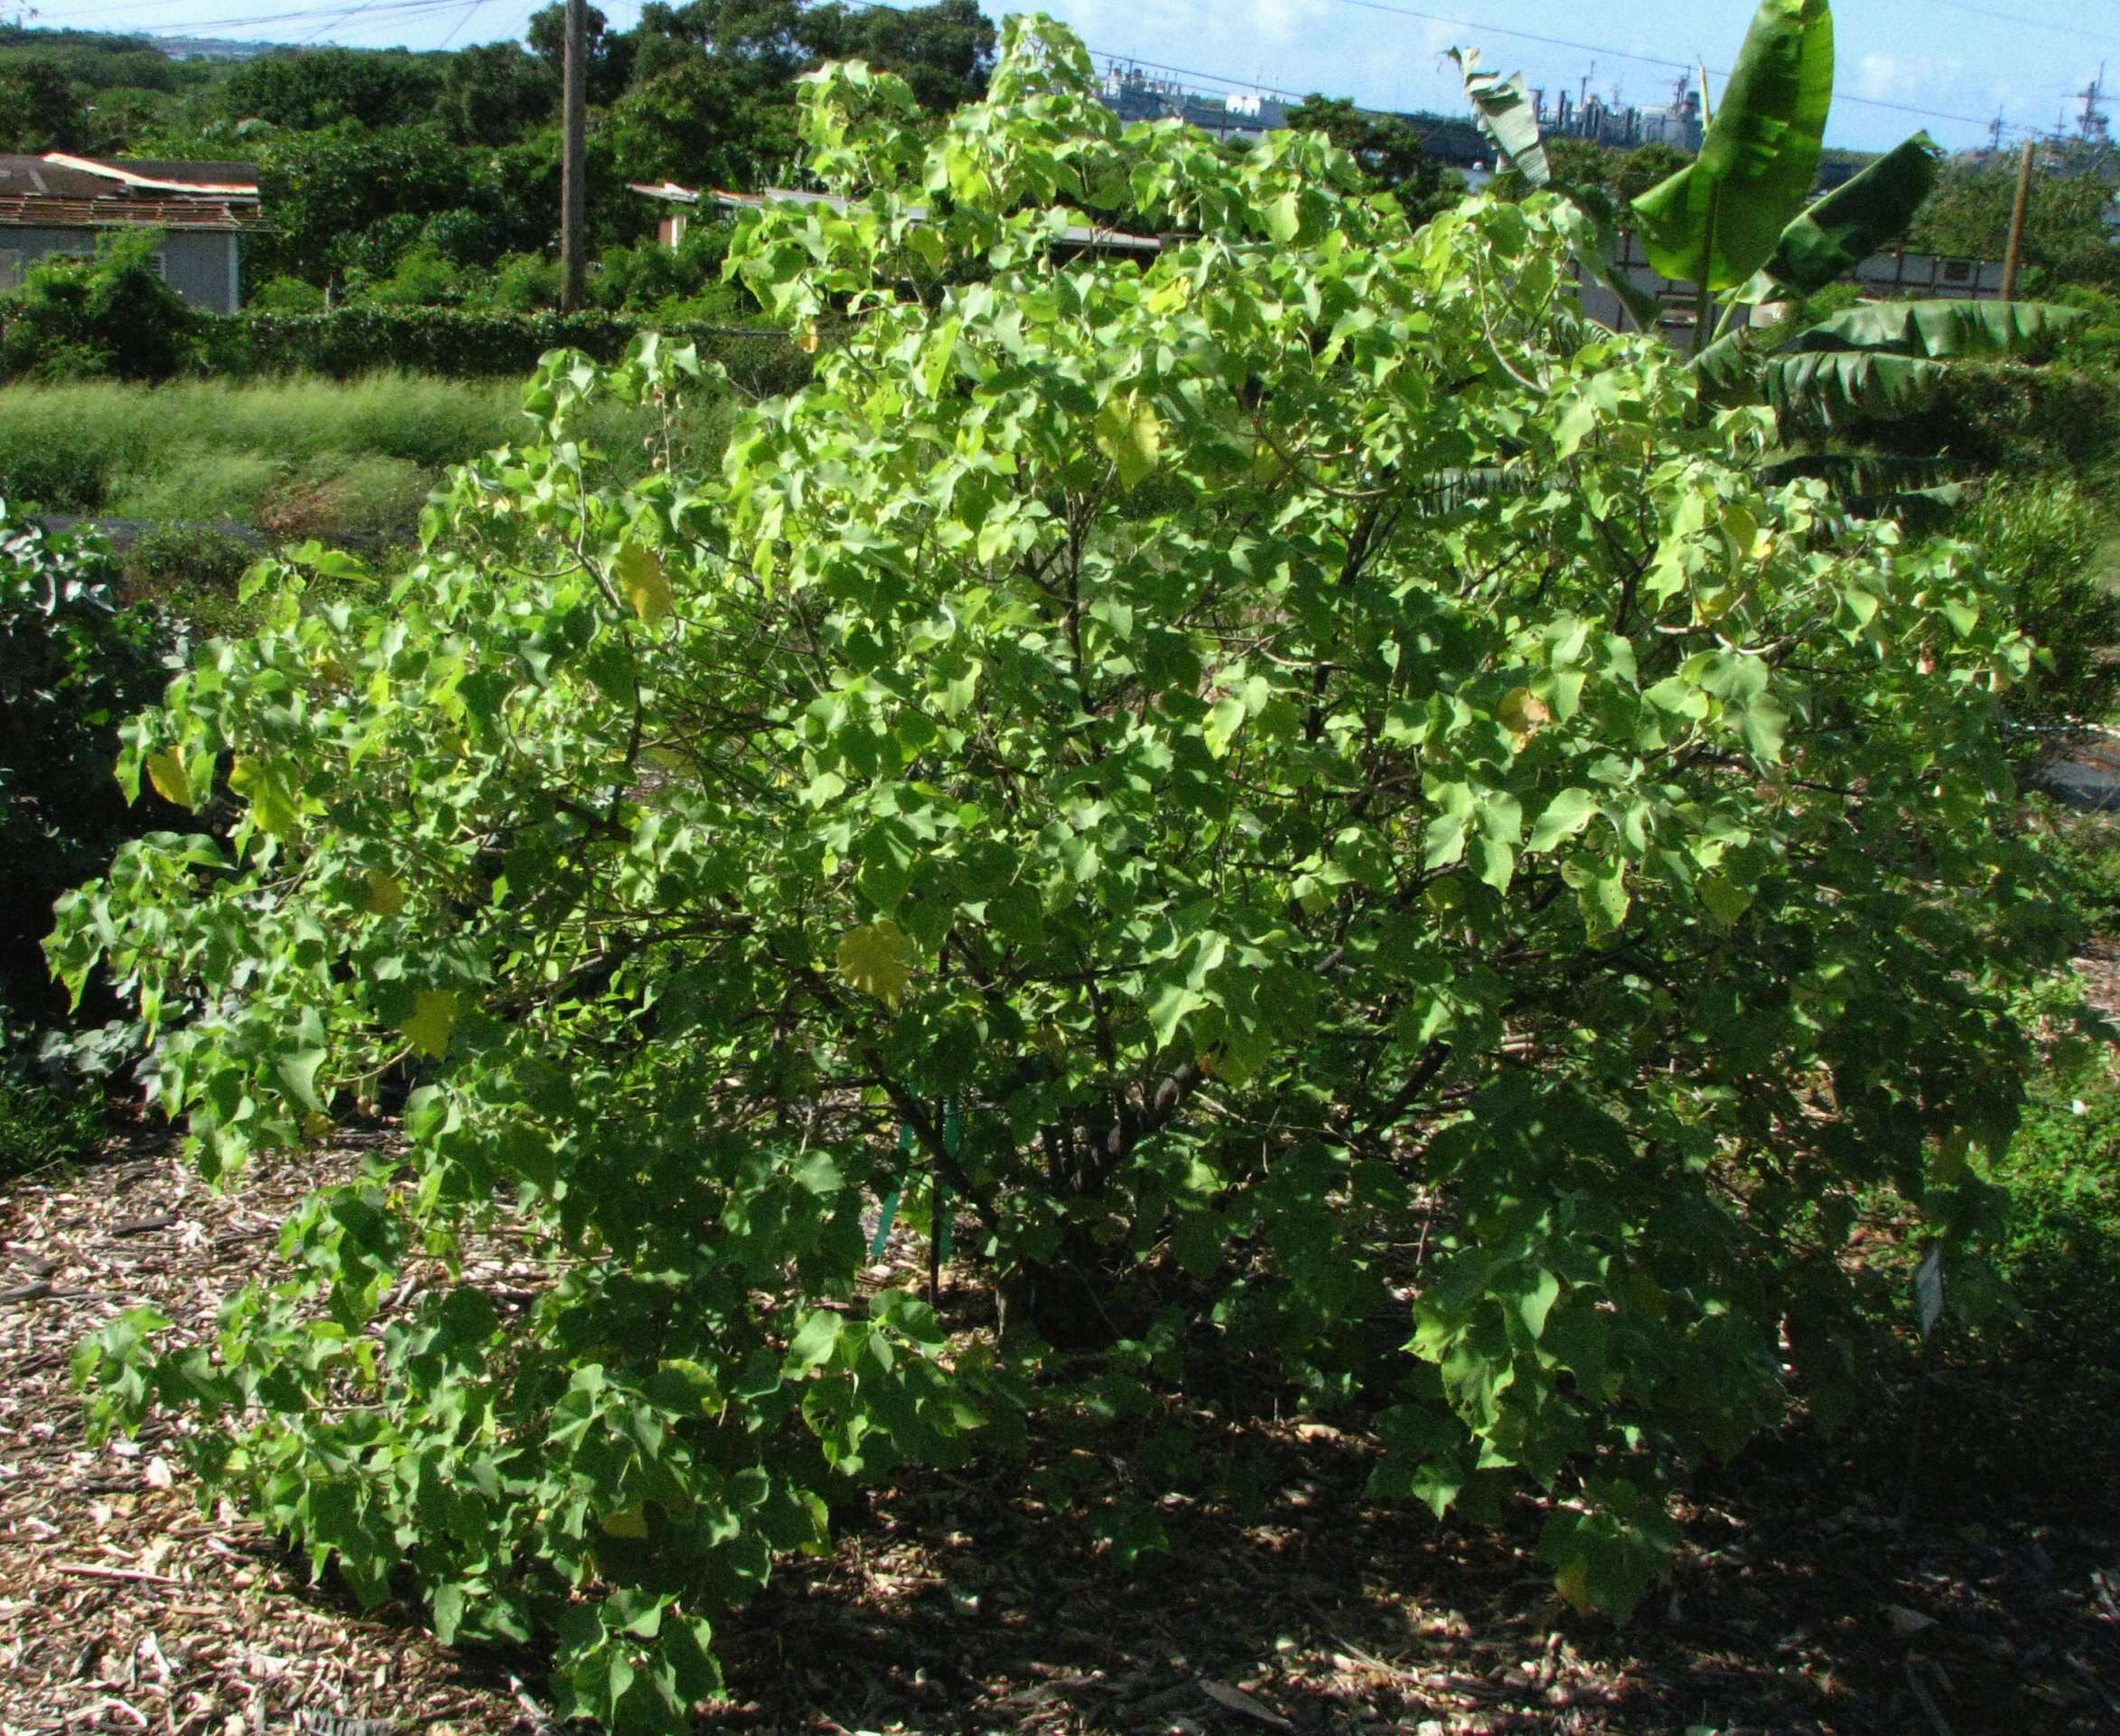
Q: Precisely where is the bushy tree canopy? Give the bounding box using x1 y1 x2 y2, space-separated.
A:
223 48 447 133
1909 150 2120 288
0 56 84 152
61 19 2072 1731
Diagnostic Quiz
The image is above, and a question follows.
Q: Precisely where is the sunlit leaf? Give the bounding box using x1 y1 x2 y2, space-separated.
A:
836 920 915 1008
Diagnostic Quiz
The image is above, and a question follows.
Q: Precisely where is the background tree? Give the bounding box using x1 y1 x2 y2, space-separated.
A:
439 42 557 149
221 48 446 132
1611 138 1689 203
528 1 635 107
1284 94 1462 222
0 58 84 151
1908 151 2120 287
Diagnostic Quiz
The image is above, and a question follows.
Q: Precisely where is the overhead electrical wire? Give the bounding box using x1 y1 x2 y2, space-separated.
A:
32 0 2063 139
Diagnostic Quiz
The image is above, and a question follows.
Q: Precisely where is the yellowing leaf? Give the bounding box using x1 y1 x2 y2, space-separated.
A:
1094 393 1163 492
599 1505 649 1539
836 920 915 1009
1554 1557 1597 1614
145 750 192 809
400 989 460 1059
1498 687 1551 749
362 871 406 916
615 543 673 623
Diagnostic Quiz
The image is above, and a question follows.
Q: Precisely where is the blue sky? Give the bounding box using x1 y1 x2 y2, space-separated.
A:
33 0 2120 153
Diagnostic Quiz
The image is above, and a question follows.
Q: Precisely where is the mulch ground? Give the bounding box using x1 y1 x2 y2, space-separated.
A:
2 1129 2115 1736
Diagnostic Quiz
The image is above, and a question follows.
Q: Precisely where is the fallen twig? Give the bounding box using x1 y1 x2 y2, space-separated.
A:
52 1562 184 1587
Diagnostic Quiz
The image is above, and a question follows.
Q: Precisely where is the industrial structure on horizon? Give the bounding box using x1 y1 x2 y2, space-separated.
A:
1093 57 1703 165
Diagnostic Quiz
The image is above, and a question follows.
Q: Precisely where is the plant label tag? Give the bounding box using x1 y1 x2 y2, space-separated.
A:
1914 1245 1945 1340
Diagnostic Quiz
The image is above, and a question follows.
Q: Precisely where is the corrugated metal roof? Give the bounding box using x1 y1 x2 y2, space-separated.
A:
103 158 261 189
0 194 271 233
0 157 113 199
42 153 260 197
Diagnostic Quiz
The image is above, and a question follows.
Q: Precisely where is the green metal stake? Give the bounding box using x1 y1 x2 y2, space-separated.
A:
869 1121 916 1260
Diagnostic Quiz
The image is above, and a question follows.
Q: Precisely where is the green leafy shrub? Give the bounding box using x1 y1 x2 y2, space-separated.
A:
1956 476 2120 738
2053 285 2120 372
0 502 172 1028
2022 798 2120 937
475 251 562 315
57 25 2079 1730
247 275 328 315
1879 360 2120 479
0 229 201 382
0 1049 107 1181
1985 1052 2120 1422
124 522 260 615
354 243 466 309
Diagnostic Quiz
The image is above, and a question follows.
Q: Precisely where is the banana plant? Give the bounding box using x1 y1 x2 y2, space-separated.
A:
1631 0 1835 352
1454 47 1662 331
1459 0 2080 449
1701 293 2084 424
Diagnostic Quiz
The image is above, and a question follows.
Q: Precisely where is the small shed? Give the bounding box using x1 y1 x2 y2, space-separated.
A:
0 154 268 314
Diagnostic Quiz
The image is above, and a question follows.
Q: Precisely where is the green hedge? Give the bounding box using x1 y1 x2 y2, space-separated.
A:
201 307 810 394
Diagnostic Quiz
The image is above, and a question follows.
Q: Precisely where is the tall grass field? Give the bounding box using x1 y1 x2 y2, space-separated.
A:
0 373 733 543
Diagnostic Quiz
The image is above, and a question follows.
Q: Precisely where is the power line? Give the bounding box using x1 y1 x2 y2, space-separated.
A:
24 0 2060 139
1314 0 2041 134
1924 0 2120 49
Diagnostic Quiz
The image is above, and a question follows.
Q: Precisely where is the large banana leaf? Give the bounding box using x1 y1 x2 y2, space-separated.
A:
1760 132 1941 294
1631 0 1835 290
1453 51 1661 329
1452 48 1549 189
1791 297 2084 358
1768 350 1944 423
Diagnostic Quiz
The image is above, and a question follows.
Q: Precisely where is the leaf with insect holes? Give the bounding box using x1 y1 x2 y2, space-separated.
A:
616 543 673 623
836 920 916 1008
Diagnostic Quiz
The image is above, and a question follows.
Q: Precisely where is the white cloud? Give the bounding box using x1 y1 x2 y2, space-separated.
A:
1854 51 1966 107
1244 0 1333 47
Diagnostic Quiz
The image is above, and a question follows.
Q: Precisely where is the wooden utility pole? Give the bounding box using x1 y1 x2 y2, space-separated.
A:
2001 137 2034 300
559 0 587 313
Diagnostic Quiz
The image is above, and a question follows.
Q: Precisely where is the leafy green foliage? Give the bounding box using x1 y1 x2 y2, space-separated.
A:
0 1053 107 1180
1908 148 2120 293
0 229 201 383
1282 96 1463 226
0 55 84 151
56 23 2081 1725
1761 133 1940 295
224 49 445 132
1983 1042 2120 1438
1632 0 1835 290
1956 477 2119 739
0 503 173 1028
